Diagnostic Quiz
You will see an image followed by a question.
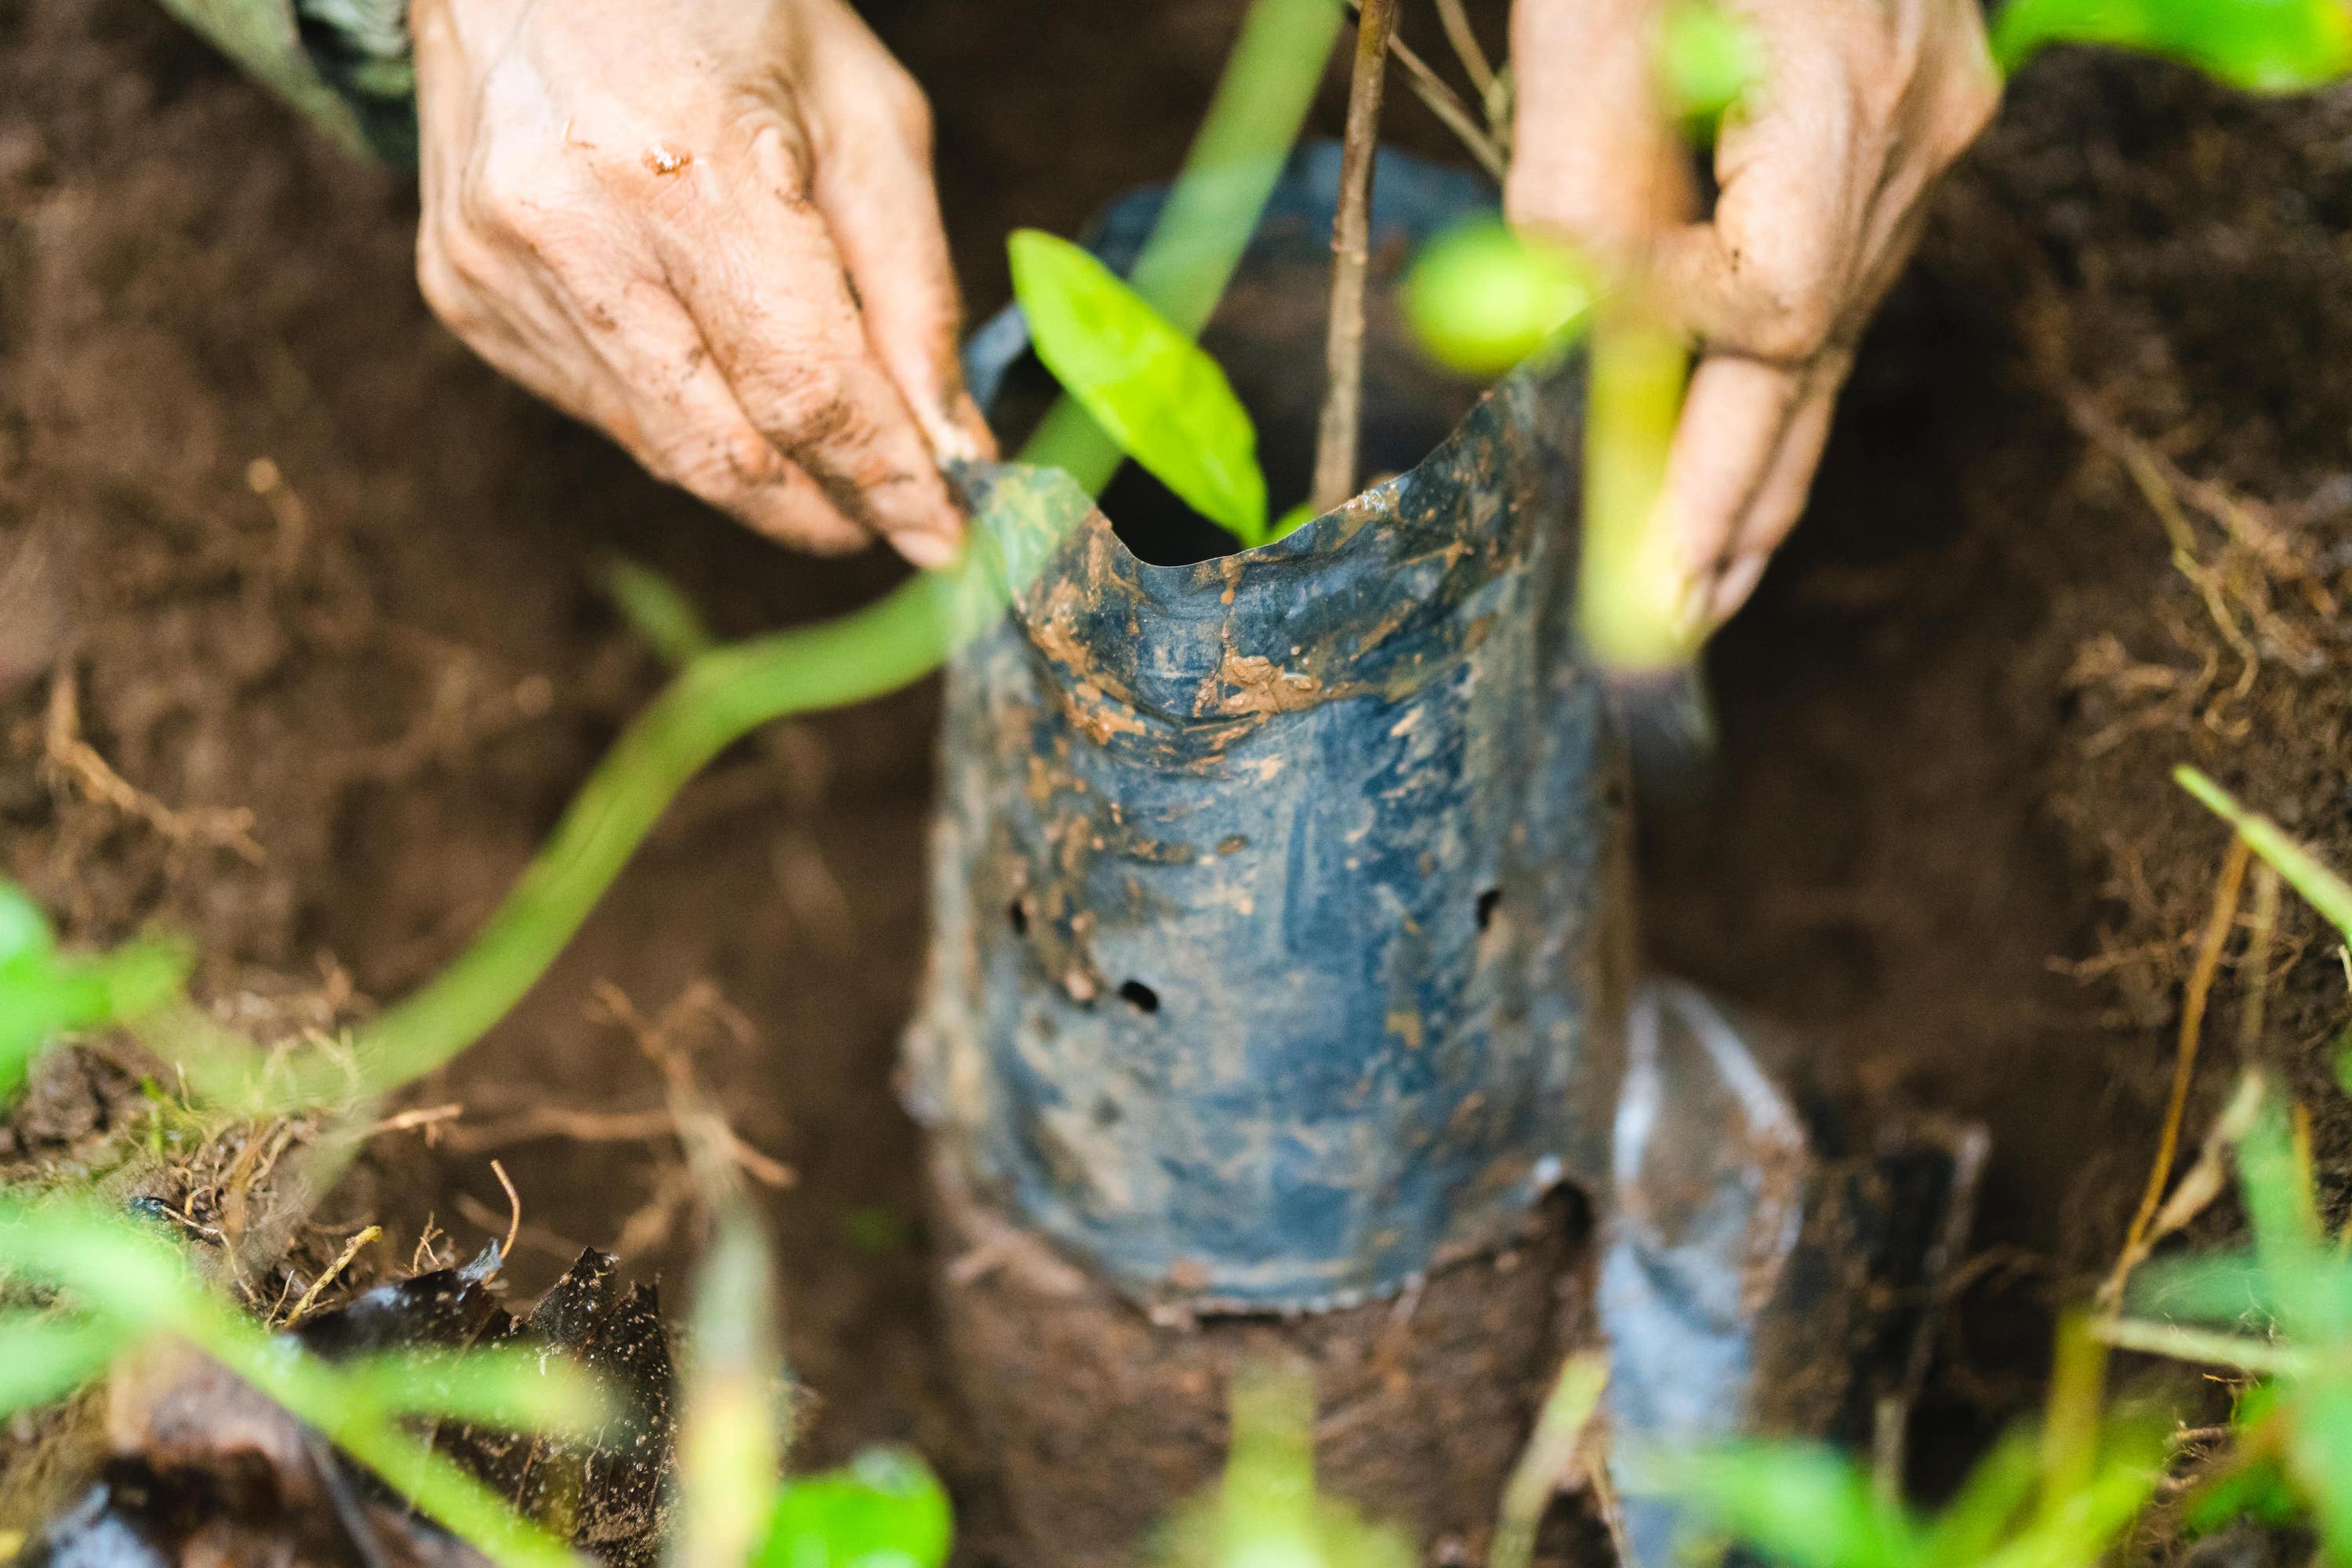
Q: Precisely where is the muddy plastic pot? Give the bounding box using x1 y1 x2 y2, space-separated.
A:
906 146 1619 1558
906 147 1973 1566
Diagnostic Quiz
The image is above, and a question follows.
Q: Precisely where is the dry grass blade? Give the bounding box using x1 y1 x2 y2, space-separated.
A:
284 1224 382 1326
1431 0 1496 91
2100 840 2252 1310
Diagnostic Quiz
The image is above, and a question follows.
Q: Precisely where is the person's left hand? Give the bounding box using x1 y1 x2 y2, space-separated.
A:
1508 0 2002 629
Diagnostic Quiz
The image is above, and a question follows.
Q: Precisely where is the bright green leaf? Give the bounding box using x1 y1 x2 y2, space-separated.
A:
1009 229 1269 546
1403 218 1593 379
1994 0 2352 92
757 1447 953 1568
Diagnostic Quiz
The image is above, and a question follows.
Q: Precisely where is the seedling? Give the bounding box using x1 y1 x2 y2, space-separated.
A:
0 880 186 1105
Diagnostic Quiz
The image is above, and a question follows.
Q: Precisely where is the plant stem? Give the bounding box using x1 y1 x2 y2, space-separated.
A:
1310 0 1399 515
1432 0 1497 93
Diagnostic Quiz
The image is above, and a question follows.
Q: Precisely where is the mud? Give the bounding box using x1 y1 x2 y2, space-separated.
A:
929 1155 1589 1568
2 0 2350 1556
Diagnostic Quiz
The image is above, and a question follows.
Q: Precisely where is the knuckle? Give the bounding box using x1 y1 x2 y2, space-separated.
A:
878 64 933 144
746 361 859 447
1737 274 1837 362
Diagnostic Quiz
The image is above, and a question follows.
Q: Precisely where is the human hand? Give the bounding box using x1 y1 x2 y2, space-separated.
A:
410 0 992 567
1508 0 2000 627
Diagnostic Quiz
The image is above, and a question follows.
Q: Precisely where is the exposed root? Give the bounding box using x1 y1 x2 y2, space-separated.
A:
42 666 265 866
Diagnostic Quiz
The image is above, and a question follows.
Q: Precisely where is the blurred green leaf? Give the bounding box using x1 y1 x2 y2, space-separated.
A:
2286 1379 2352 1563
602 557 717 669
1153 1363 1416 1568
757 1448 953 1568
0 880 189 1105
0 1312 125 1416
1010 228 1269 546
1659 0 1764 131
1403 218 1593 379
1992 0 2352 90
2177 768 2352 939
1666 1442 1918 1568
342 1344 612 1437
675 1202 789 1568
1917 1429 2040 1566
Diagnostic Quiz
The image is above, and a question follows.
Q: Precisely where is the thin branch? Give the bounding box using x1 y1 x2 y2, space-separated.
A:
1345 0 1504 180
1431 0 1497 93
1312 0 1401 514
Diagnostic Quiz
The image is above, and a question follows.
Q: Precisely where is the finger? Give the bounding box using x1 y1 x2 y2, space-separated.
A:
552 278 871 555
1700 361 1843 624
804 34 996 463
1649 28 1866 364
652 121 966 569
1505 0 1693 263
1657 354 1807 593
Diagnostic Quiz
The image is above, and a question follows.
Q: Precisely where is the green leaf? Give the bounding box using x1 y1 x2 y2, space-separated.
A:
341 1344 612 1437
1403 218 1593 379
0 881 189 1107
1659 0 1764 132
1917 1428 2039 1568
1662 1442 1918 1568
1008 229 1269 546
2177 767 2352 940
2287 1378 2352 1563
757 1448 953 1568
0 1312 125 1416
1994 0 2352 92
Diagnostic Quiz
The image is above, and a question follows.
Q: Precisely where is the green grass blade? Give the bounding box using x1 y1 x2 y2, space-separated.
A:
2176 766 2352 941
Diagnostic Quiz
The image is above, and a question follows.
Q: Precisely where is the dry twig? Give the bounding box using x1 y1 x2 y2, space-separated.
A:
2100 841 2253 1308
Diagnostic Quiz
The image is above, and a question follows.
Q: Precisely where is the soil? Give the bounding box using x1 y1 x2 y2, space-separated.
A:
3 0 2351 1556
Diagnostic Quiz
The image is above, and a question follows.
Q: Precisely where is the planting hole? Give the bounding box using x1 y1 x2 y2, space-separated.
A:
1476 887 1501 931
1117 979 1160 1014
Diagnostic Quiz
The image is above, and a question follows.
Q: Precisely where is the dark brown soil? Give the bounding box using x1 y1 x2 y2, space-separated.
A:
929 1160 1589 1568
4 0 2351 1553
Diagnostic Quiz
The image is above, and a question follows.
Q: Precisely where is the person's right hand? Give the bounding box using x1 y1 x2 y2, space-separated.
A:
410 0 991 567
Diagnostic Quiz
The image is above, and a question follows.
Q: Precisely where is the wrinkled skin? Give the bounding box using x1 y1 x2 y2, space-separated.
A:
1509 0 2001 627
412 0 1996 612
412 0 991 568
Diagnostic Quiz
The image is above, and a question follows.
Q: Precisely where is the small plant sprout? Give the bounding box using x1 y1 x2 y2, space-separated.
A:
1152 1363 1416 1568
0 879 187 1105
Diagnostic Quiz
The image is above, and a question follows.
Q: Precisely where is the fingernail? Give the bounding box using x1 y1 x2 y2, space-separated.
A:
889 528 959 571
